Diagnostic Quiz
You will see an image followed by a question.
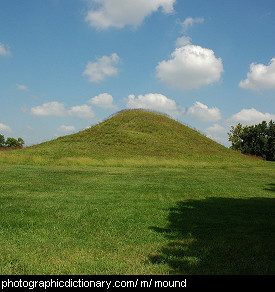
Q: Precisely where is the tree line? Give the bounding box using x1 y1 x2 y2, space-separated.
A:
228 120 275 161
0 134 25 148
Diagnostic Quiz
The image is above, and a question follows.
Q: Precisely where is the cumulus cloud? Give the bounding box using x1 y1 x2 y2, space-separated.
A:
156 45 224 91
0 43 10 56
57 125 76 132
0 122 12 133
85 0 176 30
180 17 204 31
175 36 192 48
205 123 226 134
31 102 67 117
83 53 120 83
239 58 275 91
88 93 117 109
204 124 228 146
228 108 275 125
175 17 203 48
187 101 222 123
126 93 184 115
31 102 94 120
68 105 95 119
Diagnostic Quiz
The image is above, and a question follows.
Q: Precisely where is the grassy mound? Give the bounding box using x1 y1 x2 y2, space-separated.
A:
0 109 258 165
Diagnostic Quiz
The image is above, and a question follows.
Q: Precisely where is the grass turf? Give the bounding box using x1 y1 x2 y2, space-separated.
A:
0 110 274 274
0 162 274 275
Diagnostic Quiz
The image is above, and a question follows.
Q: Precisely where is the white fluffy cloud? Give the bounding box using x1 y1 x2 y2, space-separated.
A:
68 105 95 119
228 108 275 125
204 124 228 146
85 0 176 29
188 101 222 123
205 123 226 134
88 93 117 109
31 102 67 117
156 45 224 91
180 17 204 31
83 53 120 83
126 93 183 115
0 122 12 133
239 58 275 91
0 43 10 56
57 125 76 132
175 36 192 48
31 102 94 120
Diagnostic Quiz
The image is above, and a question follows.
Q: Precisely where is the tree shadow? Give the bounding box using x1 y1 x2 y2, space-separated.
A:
263 184 275 192
149 197 275 274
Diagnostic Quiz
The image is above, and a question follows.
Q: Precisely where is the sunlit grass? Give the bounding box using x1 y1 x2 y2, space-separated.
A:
0 110 274 275
0 162 274 274
1 110 251 163
0 152 266 168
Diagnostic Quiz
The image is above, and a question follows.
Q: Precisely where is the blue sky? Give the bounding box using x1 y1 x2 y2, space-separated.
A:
0 0 274 147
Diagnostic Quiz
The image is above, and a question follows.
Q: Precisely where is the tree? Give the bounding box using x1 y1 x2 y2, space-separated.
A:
3 137 25 148
5 137 19 147
241 122 268 159
17 137 25 147
228 120 275 161
266 120 275 161
0 134 5 147
227 123 244 151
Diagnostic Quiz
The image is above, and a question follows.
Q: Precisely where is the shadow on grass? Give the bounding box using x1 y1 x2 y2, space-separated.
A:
264 184 275 192
149 197 275 274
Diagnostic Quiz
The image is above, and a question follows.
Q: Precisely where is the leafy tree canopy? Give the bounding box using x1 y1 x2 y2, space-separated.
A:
0 134 5 147
228 120 275 161
0 134 25 148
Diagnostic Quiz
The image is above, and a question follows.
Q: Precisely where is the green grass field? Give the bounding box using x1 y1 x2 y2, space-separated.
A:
0 110 274 275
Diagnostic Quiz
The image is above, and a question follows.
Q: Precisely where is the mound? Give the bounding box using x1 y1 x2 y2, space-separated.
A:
20 109 243 162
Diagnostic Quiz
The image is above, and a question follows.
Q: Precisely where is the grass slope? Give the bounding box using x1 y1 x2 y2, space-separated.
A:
0 109 256 165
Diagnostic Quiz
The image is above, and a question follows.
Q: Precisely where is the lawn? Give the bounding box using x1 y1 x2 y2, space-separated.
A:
0 161 274 275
